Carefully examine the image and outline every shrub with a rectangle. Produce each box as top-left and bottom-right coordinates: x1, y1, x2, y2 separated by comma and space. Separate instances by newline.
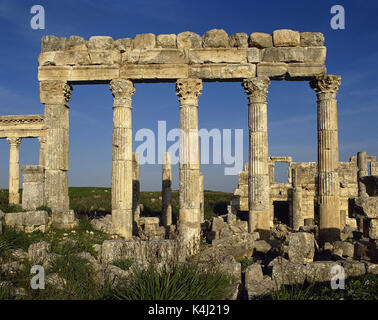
115, 262, 231, 300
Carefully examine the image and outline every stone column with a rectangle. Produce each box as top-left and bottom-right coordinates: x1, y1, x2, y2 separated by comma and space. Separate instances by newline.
310, 74, 341, 243
38, 136, 47, 167
242, 77, 271, 239
110, 79, 135, 239
292, 187, 303, 230
357, 151, 368, 197
40, 81, 71, 215
162, 152, 172, 226
176, 78, 202, 255
7, 137, 21, 205
132, 152, 140, 226
199, 172, 204, 223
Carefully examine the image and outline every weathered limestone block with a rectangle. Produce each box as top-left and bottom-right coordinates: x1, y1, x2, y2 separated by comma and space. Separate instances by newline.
273, 29, 300, 47
101, 239, 180, 264
125, 48, 187, 64
366, 262, 378, 275
51, 210, 78, 229
121, 64, 188, 79
229, 33, 248, 48
305, 261, 342, 283
41, 35, 66, 52
88, 50, 120, 65
270, 257, 306, 287
188, 48, 247, 64
300, 32, 325, 47
114, 38, 133, 52
341, 260, 366, 278
189, 63, 256, 79
219, 256, 241, 283
137, 217, 165, 240
87, 36, 114, 50
194, 232, 259, 264
245, 263, 264, 282
38, 52, 57, 66
156, 34, 177, 48
288, 232, 315, 263
262, 47, 304, 63
5, 211, 49, 233
202, 29, 229, 48
287, 63, 326, 79
370, 219, 378, 239
65, 36, 87, 51
332, 241, 354, 258
253, 240, 272, 254
246, 277, 273, 299
91, 214, 114, 234
132, 33, 156, 49
303, 47, 327, 63
249, 32, 273, 48
361, 175, 378, 197
354, 194, 378, 219
246, 48, 260, 63
21, 165, 44, 211
28, 241, 51, 264
257, 62, 287, 78
177, 31, 202, 49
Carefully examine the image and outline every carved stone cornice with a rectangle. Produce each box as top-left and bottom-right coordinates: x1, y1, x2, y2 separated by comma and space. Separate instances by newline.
7, 137, 22, 146
40, 80, 72, 104
310, 75, 341, 95
242, 77, 270, 102
110, 79, 135, 107
176, 78, 202, 105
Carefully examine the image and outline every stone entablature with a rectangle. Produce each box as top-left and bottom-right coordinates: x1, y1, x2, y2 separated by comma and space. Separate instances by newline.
38, 29, 326, 82
0, 115, 45, 138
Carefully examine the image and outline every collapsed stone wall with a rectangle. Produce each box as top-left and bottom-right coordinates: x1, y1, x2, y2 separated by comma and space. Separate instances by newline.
231, 153, 377, 229
38, 29, 326, 82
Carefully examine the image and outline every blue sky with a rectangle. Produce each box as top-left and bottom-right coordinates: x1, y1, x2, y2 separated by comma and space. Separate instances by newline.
0, 0, 377, 192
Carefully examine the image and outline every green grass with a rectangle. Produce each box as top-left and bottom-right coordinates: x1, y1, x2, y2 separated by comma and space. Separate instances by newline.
237, 257, 254, 271
112, 258, 134, 271
115, 262, 231, 300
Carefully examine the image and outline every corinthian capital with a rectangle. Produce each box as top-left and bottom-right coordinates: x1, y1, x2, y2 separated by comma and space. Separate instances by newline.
40, 80, 72, 104
7, 137, 22, 146
176, 78, 202, 104
242, 77, 270, 100
310, 75, 341, 94
110, 79, 135, 106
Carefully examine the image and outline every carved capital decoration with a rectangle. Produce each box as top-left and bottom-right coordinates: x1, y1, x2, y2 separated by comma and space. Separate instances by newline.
7, 137, 22, 147
242, 77, 270, 101
310, 74, 341, 94
176, 78, 202, 104
110, 79, 135, 107
40, 80, 73, 104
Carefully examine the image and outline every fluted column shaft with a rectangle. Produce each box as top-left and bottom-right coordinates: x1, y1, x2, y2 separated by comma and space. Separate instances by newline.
176, 78, 202, 254
357, 151, 368, 197
110, 79, 135, 239
40, 80, 71, 213
7, 137, 21, 205
38, 136, 47, 168
242, 77, 271, 238
162, 152, 172, 226
310, 75, 341, 242
132, 152, 140, 226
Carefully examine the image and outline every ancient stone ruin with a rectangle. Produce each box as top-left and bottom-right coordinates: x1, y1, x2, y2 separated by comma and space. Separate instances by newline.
0, 29, 377, 299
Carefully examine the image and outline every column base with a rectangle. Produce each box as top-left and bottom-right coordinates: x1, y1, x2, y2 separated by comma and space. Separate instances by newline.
112, 208, 133, 240
319, 199, 341, 243
249, 209, 271, 238
177, 218, 200, 258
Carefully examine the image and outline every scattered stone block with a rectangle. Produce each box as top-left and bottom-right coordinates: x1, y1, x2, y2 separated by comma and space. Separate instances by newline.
332, 241, 355, 259
288, 232, 315, 264
88, 36, 114, 50
369, 219, 378, 239
246, 277, 273, 299
270, 257, 306, 287
245, 263, 264, 282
